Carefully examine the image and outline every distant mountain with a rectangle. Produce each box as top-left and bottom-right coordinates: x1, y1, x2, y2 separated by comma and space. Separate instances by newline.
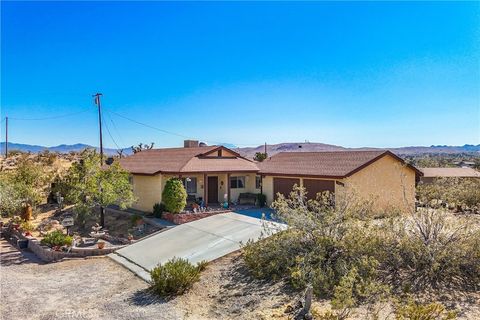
0, 142, 127, 155
234, 142, 480, 159
1, 141, 478, 158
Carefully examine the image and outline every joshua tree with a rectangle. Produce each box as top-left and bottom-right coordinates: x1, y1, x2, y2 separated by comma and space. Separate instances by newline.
131, 142, 154, 154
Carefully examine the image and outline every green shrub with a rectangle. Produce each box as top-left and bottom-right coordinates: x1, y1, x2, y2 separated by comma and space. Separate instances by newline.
130, 214, 143, 225
41, 230, 73, 247
162, 178, 187, 214
256, 193, 267, 207
74, 204, 92, 228
153, 202, 166, 218
150, 257, 206, 297
20, 221, 35, 232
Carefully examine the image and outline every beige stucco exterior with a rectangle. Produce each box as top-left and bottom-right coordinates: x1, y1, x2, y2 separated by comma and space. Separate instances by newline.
130, 154, 416, 214
131, 174, 162, 212
340, 154, 416, 213
131, 172, 261, 212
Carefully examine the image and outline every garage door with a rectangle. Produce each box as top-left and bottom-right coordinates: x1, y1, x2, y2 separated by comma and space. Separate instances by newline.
273, 178, 300, 200
303, 179, 335, 200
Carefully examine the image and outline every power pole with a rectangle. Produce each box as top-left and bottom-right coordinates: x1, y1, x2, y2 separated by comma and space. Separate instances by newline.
93, 93, 104, 164
93, 93, 105, 227
5, 116, 8, 158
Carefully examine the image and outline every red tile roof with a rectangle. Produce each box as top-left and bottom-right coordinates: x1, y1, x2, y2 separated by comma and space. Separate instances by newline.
119, 146, 258, 175
258, 150, 420, 178
120, 146, 420, 178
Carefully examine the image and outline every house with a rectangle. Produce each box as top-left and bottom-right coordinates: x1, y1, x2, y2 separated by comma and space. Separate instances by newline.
119, 140, 421, 213
419, 167, 480, 183
452, 160, 476, 168
258, 150, 421, 212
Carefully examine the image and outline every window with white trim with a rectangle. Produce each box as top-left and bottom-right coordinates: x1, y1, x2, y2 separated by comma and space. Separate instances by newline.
182, 177, 197, 194
230, 176, 245, 189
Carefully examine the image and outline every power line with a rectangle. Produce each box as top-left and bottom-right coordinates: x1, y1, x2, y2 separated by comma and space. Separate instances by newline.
8, 109, 89, 121
105, 109, 192, 140
104, 110, 126, 147
104, 108, 261, 146
102, 113, 122, 151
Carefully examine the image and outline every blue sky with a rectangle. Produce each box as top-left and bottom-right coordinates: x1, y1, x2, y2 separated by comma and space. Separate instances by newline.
1, 1, 479, 149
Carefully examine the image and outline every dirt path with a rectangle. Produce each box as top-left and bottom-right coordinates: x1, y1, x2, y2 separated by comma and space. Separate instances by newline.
0, 239, 184, 320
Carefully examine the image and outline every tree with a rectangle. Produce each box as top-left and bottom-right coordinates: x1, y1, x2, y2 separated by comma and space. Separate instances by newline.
57, 149, 136, 226
131, 142, 154, 154
0, 157, 51, 216
162, 178, 187, 213
254, 152, 268, 162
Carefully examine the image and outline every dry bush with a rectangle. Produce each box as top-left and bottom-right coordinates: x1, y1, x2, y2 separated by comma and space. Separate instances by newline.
243, 186, 479, 314
417, 178, 480, 212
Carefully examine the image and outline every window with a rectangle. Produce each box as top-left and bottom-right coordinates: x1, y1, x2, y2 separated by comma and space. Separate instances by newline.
230, 176, 245, 189
182, 177, 197, 194
255, 176, 262, 189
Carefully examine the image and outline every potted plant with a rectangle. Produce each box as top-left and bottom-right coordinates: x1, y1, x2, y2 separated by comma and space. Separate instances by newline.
97, 241, 105, 249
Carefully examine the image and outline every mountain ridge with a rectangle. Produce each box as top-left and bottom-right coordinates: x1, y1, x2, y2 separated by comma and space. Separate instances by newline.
1, 141, 479, 157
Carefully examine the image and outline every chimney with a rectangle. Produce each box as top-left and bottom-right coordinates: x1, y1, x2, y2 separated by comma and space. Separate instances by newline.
184, 140, 199, 148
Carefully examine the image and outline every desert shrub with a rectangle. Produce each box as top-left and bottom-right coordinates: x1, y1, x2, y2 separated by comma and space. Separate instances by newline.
394, 298, 456, 320
41, 230, 73, 247
20, 221, 35, 232
379, 209, 480, 291
243, 185, 480, 312
417, 178, 480, 212
244, 186, 388, 309
162, 178, 187, 214
150, 257, 206, 297
153, 202, 166, 218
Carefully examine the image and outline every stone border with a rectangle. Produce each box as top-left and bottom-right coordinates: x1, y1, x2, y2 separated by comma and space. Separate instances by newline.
2, 227, 126, 263
162, 209, 231, 224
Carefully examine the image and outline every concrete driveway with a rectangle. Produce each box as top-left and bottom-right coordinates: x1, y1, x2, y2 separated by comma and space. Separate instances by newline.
109, 212, 284, 281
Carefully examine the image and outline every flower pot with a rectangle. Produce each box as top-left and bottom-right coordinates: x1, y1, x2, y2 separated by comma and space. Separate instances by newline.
97, 242, 105, 249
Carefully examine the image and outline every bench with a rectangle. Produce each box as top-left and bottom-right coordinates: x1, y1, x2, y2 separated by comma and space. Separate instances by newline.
238, 193, 257, 205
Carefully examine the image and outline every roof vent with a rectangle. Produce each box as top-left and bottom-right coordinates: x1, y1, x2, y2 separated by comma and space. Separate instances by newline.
184, 140, 199, 148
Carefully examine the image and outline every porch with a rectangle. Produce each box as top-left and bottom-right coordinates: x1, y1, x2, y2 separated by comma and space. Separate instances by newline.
163, 172, 262, 207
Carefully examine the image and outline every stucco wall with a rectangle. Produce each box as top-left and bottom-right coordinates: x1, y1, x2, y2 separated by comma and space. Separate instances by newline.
342, 154, 416, 213
132, 174, 162, 212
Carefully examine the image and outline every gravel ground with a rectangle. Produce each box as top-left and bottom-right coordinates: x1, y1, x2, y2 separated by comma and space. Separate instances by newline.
0, 239, 184, 320
2, 238, 479, 320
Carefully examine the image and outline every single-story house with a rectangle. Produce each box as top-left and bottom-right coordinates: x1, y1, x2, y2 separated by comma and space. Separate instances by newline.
119, 140, 421, 213
419, 167, 480, 183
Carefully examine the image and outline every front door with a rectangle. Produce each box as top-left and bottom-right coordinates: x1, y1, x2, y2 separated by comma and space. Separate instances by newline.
207, 176, 219, 204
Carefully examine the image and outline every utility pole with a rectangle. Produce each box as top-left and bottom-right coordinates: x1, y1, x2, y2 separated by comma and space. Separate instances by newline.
5, 116, 8, 158
93, 93, 105, 227
93, 93, 104, 164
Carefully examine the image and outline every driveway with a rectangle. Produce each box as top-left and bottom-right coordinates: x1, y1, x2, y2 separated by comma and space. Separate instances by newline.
110, 212, 284, 281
